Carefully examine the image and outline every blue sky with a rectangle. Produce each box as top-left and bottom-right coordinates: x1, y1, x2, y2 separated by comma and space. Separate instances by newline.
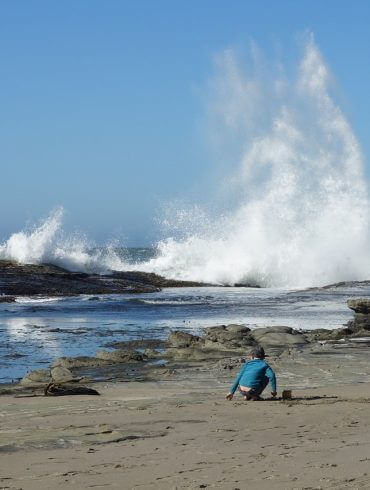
1, 1, 370, 245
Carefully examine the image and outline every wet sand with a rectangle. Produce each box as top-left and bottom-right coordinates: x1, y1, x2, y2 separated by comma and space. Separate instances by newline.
1, 368, 370, 490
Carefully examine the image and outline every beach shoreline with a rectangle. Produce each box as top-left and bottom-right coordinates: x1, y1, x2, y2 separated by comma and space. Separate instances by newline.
1, 373, 370, 490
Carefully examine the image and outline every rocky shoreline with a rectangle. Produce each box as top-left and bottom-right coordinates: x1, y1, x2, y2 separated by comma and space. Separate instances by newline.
3, 298, 370, 396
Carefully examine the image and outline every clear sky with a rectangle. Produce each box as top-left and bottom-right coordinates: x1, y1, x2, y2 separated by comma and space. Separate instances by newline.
1, 0, 370, 245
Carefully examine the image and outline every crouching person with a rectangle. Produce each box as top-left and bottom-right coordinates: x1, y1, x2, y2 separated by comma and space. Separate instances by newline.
226, 346, 277, 401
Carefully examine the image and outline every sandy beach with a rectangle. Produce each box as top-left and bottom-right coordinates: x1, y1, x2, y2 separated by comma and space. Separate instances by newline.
1, 361, 370, 490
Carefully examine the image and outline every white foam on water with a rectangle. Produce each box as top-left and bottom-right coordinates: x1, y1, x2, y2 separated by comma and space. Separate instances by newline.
0, 207, 130, 273
0, 36, 369, 287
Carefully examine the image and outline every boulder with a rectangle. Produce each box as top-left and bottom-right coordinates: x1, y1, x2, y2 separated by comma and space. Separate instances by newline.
347, 299, 370, 314
252, 327, 308, 346
51, 366, 76, 383
203, 325, 255, 351
20, 369, 52, 385
168, 331, 202, 348
95, 349, 145, 363
224, 324, 251, 334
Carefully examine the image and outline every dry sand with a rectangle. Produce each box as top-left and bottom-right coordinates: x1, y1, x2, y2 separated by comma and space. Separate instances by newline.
1, 374, 370, 490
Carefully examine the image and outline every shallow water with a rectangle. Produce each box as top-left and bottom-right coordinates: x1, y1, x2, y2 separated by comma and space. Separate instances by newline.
1, 284, 370, 383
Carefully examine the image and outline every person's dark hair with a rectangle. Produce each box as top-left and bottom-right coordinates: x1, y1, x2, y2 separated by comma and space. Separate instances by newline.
250, 346, 265, 359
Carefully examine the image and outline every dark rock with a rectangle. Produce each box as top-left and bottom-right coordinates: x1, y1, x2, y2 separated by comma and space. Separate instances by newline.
44, 383, 100, 396
0, 260, 208, 297
0, 295, 16, 303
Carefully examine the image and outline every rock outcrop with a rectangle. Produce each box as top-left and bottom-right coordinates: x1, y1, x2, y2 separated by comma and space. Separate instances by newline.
52, 356, 112, 369
347, 299, 370, 333
0, 260, 208, 297
304, 300, 370, 343
96, 349, 146, 363
0, 295, 16, 303
165, 324, 308, 360
251, 326, 308, 346
20, 366, 77, 386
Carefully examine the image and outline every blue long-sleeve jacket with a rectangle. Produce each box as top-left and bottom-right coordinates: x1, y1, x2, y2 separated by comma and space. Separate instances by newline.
230, 358, 277, 394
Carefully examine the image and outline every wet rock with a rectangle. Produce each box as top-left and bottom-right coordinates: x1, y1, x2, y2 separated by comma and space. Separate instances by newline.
168, 331, 202, 348
44, 383, 100, 396
20, 369, 52, 386
96, 349, 146, 363
0, 295, 16, 303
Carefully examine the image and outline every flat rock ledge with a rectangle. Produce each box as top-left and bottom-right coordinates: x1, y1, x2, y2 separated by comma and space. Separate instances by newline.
0, 260, 208, 297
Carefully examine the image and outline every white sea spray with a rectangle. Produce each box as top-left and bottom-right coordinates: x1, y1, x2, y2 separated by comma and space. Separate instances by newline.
0, 36, 369, 287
